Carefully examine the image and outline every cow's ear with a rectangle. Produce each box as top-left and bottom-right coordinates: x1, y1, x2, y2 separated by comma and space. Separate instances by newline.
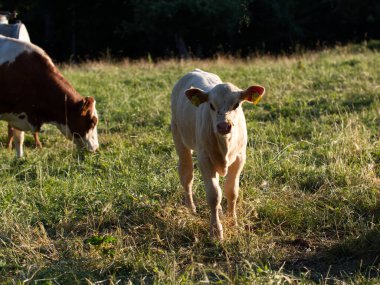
240, 85, 265, 105
185, 88, 209, 107
81, 96, 96, 116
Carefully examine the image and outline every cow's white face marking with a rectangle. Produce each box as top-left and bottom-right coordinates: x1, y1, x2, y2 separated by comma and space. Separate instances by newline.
0, 112, 35, 131
83, 127, 99, 152
83, 107, 99, 152
0, 36, 34, 65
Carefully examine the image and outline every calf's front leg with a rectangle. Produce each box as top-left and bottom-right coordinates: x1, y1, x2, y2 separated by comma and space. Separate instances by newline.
172, 122, 196, 213
198, 153, 223, 240
224, 154, 246, 225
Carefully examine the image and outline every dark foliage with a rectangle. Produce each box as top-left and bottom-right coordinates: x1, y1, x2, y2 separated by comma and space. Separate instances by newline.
0, 0, 379, 61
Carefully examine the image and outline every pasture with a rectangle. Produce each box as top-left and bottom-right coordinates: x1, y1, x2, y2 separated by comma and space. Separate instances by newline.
1, 45, 380, 284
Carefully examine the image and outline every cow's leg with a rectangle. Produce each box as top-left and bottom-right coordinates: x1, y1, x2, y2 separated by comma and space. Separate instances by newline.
172, 122, 196, 213
13, 129, 25, 158
34, 132, 42, 148
7, 124, 14, 149
198, 152, 223, 240
224, 153, 246, 225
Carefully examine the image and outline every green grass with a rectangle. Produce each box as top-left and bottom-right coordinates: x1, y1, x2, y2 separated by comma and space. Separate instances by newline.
1, 45, 380, 284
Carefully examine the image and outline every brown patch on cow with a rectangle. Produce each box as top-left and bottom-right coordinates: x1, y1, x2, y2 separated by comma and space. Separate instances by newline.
0, 47, 96, 137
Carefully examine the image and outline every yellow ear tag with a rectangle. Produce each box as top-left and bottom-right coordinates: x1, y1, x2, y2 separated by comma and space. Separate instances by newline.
251, 92, 263, 105
191, 96, 201, 107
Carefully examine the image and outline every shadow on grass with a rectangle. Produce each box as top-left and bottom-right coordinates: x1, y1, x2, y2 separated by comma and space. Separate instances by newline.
281, 227, 380, 282
0, 201, 226, 283
280, 177, 380, 281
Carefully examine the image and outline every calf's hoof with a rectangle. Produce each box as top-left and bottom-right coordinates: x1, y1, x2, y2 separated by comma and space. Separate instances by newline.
210, 225, 224, 241
189, 205, 197, 214
184, 198, 196, 214
184, 202, 196, 214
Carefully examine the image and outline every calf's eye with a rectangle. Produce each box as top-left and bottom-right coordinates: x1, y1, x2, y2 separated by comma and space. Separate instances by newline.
210, 103, 215, 111
232, 102, 240, 110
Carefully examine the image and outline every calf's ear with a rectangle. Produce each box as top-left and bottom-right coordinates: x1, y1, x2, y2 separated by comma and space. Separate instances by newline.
185, 88, 209, 107
240, 85, 265, 104
81, 96, 96, 116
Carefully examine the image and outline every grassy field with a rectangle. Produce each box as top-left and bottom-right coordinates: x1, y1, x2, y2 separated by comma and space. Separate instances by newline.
1, 45, 380, 284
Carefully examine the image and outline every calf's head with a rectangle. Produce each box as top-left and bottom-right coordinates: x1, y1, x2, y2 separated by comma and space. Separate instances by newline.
60, 96, 99, 152
185, 83, 265, 136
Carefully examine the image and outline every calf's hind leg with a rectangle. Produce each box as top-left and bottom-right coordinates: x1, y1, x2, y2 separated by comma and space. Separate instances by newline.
172, 122, 196, 213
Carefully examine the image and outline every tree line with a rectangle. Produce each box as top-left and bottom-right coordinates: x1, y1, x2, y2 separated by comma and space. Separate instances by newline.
1, 0, 379, 61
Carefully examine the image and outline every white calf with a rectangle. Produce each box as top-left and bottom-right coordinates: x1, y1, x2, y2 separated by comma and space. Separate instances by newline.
171, 69, 265, 240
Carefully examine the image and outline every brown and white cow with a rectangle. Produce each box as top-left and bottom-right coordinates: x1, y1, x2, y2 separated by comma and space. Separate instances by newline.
171, 69, 265, 240
0, 35, 99, 157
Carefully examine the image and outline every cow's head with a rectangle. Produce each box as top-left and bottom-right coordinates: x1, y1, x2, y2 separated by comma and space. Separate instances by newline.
185, 83, 265, 136
76, 96, 99, 152
60, 96, 99, 152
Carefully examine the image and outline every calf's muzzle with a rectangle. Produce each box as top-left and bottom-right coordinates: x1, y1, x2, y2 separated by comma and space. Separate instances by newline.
217, 122, 232, 135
